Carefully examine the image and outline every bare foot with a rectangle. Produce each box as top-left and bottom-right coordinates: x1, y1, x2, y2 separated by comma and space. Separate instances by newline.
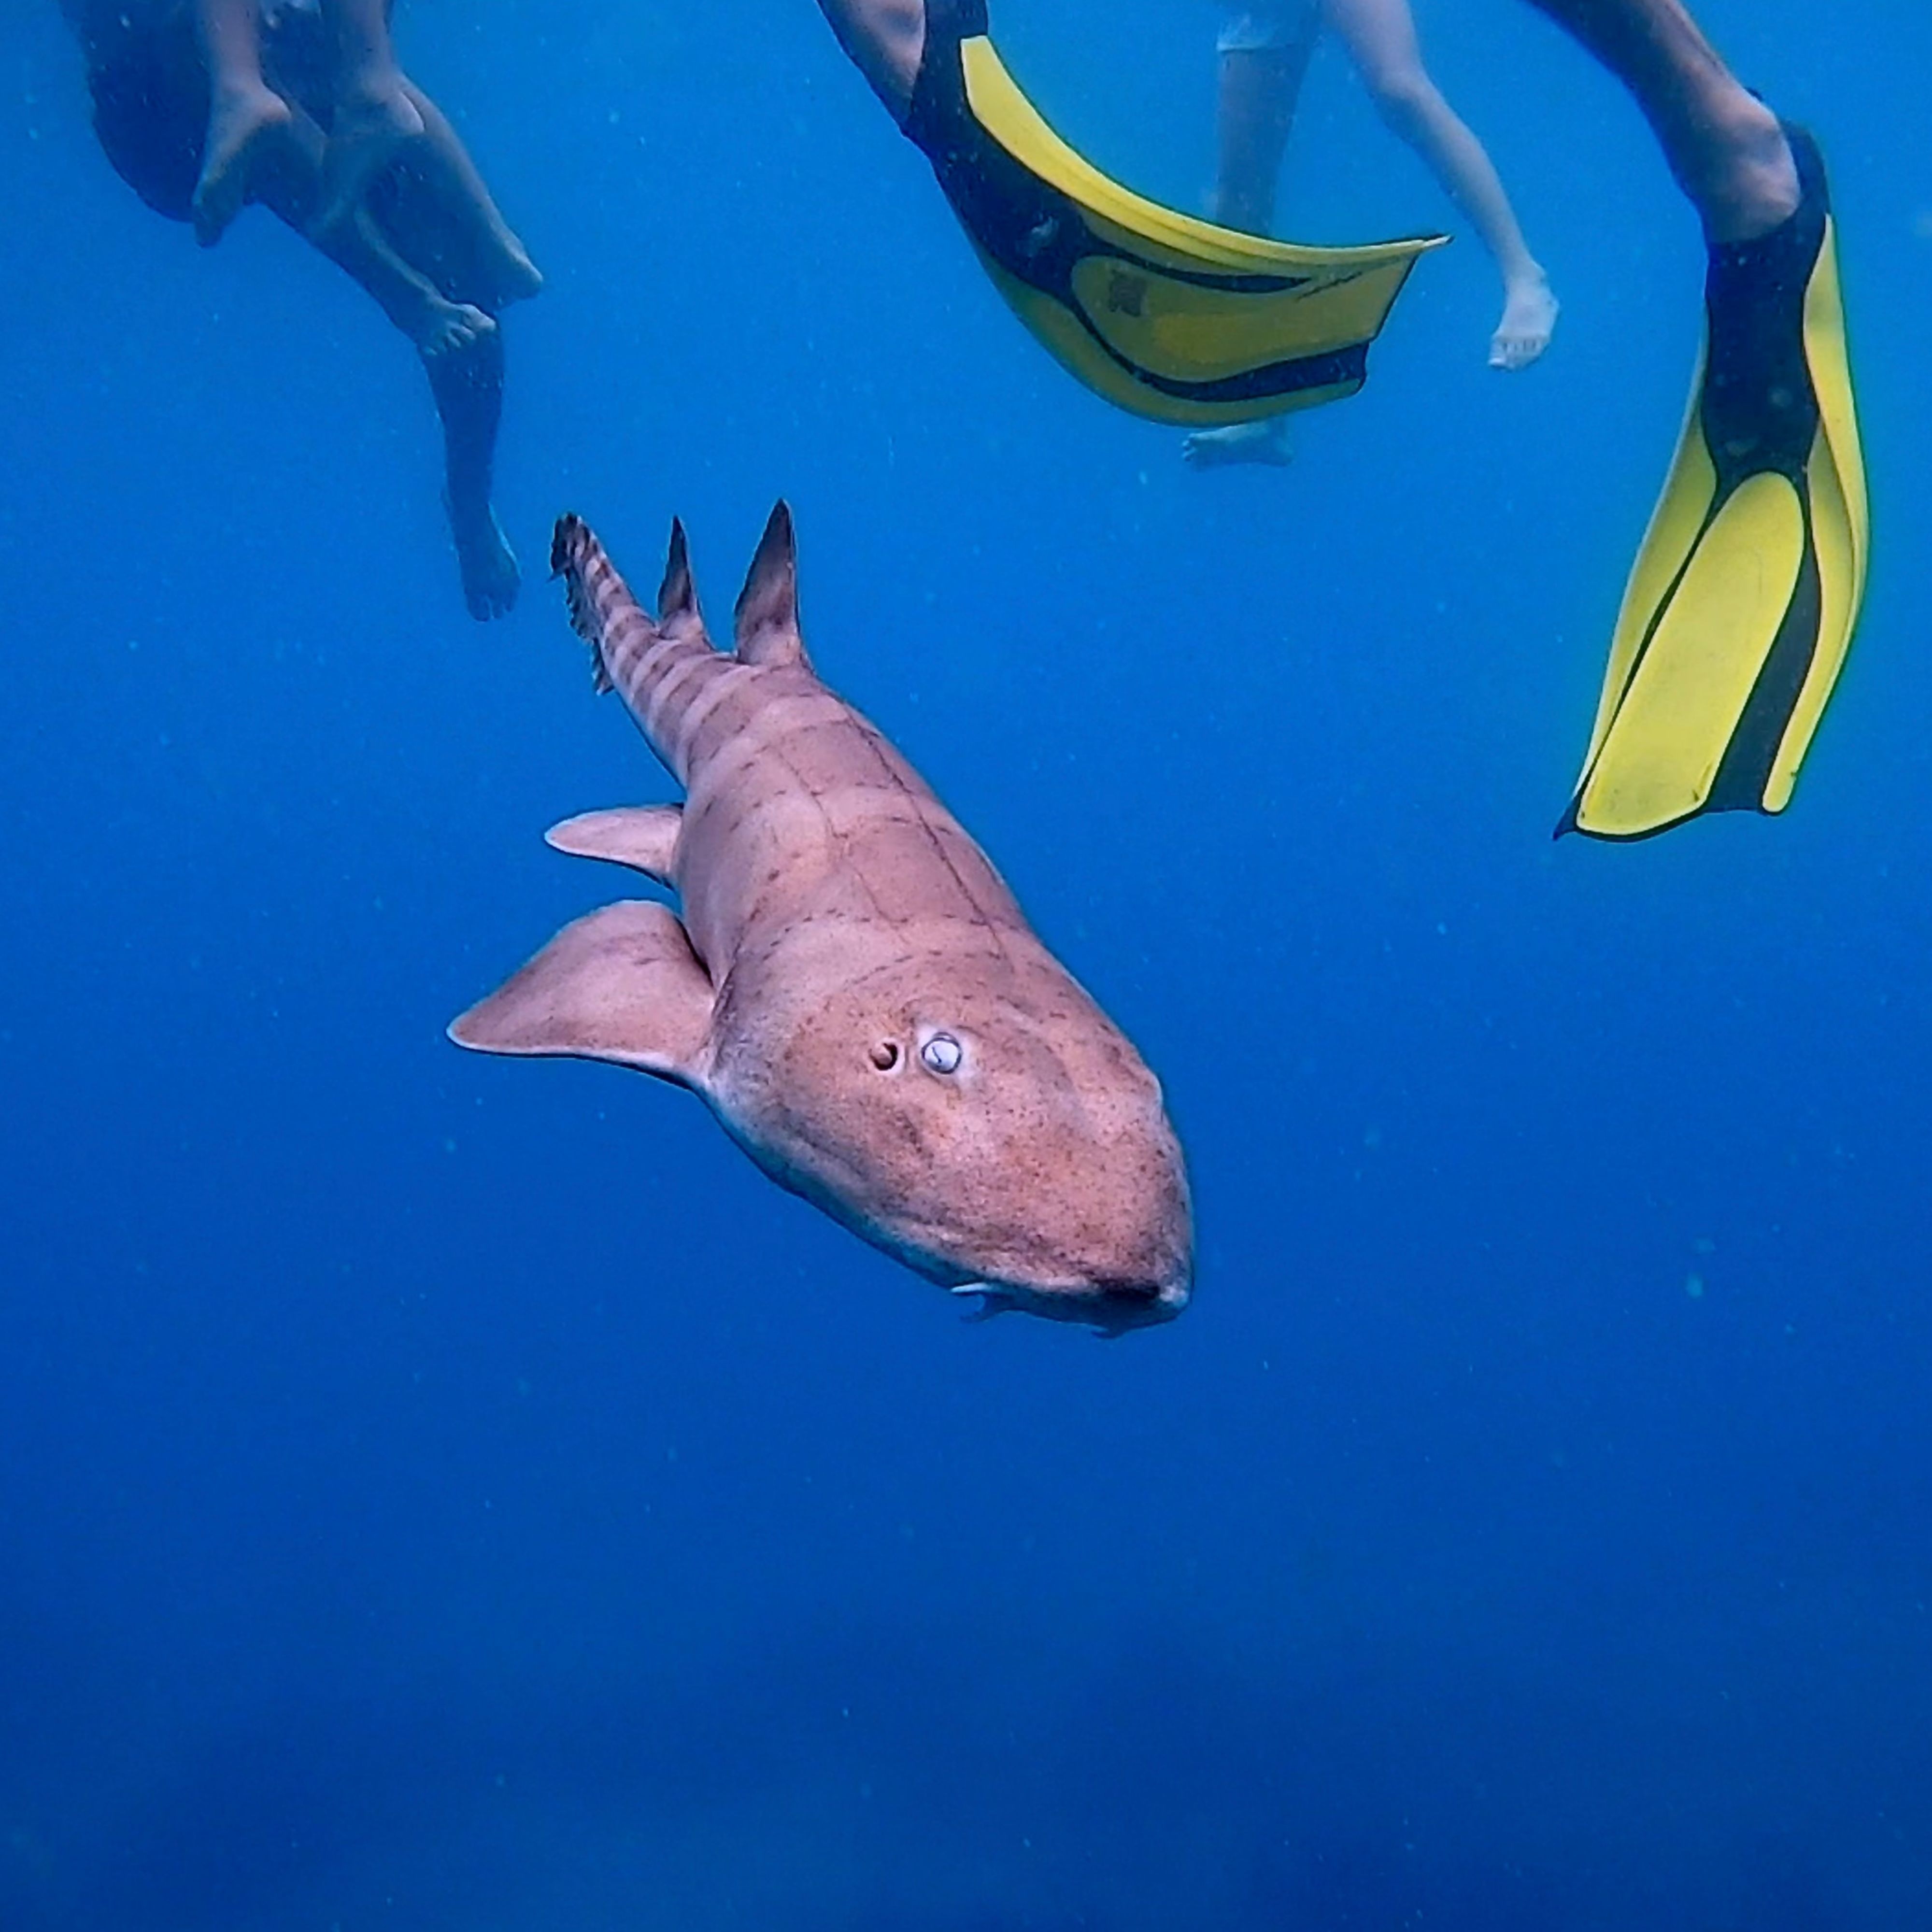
316, 82, 425, 234
413, 298, 495, 359
192, 83, 294, 246
1488, 270, 1559, 371
1182, 419, 1294, 470
447, 493, 520, 622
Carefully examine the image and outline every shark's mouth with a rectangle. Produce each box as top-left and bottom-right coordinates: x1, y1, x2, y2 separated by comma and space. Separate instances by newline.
951, 1277, 1189, 1335
887, 1223, 1189, 1323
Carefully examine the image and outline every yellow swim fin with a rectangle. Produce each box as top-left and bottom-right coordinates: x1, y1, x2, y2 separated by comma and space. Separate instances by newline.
1561, 126, 1868, 840
902, 0, 1444, 427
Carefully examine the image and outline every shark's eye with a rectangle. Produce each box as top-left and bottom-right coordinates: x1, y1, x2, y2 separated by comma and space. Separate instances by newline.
920, 1033, 964, 1076
869, 1041, 901, 1072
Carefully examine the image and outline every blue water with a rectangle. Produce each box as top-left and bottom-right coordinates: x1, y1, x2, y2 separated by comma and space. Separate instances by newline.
4, 1, 1932, 1925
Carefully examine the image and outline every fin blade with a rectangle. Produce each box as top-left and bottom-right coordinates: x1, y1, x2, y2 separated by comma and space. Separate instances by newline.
1766, 213, 1868, 812
733, 501, 808, 669
940, 35, 1439, 427
1572, 473, 1804, 838
1575, 353, 1718, 792
545, 806, 682, 884
1563, 131, 1864, 839
449, 900, 713, 1086
1767, 420, 1854, 816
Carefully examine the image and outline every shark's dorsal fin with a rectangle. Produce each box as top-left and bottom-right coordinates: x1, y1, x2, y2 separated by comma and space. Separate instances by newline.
733, 501, 809, 670
658, 519, 708, 644
449, 900, 713, 1089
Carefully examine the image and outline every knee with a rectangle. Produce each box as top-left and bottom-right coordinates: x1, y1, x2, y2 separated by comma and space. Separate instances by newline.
1363, 68, 1436, 137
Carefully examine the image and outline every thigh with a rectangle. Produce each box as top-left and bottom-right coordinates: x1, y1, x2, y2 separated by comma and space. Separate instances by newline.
1321, 0, 1429, 90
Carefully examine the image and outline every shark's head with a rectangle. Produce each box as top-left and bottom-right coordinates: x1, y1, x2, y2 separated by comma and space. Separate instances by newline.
719, 957, 1193, 1333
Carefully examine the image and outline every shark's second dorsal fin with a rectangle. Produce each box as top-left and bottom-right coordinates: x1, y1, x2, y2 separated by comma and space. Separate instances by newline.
733, 501, 808, 670
658, 519, 708, 644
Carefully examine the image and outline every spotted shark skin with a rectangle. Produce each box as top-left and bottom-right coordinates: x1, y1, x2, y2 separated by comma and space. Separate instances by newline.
450, 506, 1192, 1332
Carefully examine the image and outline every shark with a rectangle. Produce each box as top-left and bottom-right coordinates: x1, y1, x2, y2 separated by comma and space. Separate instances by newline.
450, 507, 1193, 1332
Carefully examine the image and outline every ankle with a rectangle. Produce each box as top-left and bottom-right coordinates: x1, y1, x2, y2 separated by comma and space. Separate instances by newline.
1688, 96, 1798, 244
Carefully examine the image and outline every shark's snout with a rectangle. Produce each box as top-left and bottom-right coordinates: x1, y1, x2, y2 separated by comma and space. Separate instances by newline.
903, 1127, 1194, 1333
1080, 1274, 1192, 1334
1096, 1275, 1192, 1318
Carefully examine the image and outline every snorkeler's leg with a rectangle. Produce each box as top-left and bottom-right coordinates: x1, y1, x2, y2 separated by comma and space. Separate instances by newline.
1533, 0, 1866, 838
1516, 0, 1794, 241
1182, 29, 1317, 470
1210, 34, 1316, 234
277, 118, 514, 621
425, 328, 520, 622
328, 211, 498, 355
815, 0, 925, 124
1325, 0, 1556, 368
395, 83, 543, 309
190, 0, 294, 244
314, 0, 424, 234
257, 107, 496, 355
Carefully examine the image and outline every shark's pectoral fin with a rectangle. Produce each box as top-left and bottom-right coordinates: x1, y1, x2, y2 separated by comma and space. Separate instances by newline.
449, 900, 713, 1087
732, 501, 809, 670
545, 805, 682, 883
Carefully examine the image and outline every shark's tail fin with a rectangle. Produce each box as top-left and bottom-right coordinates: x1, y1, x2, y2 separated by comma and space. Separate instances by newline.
550, 513, 622, 696
553, 514, 618, 696
548, 515, 729, 788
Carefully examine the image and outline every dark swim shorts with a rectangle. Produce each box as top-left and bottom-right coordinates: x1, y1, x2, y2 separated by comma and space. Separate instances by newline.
74, 0, 346, 224
73, 0, 208, 223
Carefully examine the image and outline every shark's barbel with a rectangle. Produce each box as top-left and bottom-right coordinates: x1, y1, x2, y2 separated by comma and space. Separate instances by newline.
451, 507, 1193, 1332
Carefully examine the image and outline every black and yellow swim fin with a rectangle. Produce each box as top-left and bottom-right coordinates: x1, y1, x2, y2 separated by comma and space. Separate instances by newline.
902, 0, 1444, 428
1561, 126, 1867, 840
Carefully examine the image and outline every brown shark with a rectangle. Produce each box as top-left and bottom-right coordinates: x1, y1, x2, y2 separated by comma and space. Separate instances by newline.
450, 507, 1192, 1332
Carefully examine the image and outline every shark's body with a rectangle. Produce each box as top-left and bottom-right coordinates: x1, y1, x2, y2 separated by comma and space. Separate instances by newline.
452, 508, 1192, 1331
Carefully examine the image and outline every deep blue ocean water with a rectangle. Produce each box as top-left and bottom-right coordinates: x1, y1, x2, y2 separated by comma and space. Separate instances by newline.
3, 1, 1931, 1926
